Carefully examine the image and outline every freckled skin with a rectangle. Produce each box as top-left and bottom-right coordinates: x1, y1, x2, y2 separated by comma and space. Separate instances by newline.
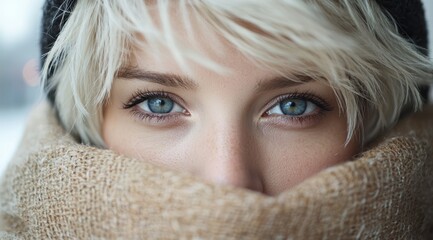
102, 9, 360, 196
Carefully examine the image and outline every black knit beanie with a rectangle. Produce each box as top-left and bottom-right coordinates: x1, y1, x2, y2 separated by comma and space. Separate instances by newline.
40, 0, 430, 103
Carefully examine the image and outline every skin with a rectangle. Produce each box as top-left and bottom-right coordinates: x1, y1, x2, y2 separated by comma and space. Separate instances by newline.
102, 11, 360, 196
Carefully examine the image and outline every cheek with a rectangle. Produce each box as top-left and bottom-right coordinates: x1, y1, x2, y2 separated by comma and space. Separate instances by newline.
102, 105, 192, 171
102, 106, 132, 155
261, 121, 359, 194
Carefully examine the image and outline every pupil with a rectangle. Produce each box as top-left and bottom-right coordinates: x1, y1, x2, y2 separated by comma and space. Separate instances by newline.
280, 99, 307, 116
148, 97, 174, 113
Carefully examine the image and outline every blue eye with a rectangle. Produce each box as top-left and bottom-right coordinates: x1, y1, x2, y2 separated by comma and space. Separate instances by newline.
137, 96, 184, 114
280, 99, 307, 116
267, 98, 317, 116
147, 97, 174, 113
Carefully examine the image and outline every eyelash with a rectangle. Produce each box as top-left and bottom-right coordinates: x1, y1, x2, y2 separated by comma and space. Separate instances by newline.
122, 90, 332, 125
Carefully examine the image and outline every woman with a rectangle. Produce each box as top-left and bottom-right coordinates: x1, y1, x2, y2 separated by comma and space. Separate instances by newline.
1, 0, 433, 238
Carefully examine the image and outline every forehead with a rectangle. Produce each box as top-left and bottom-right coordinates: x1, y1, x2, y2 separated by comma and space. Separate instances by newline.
129, 3, 265, 76
131, 40, 279, 90
120, 0, 352, 88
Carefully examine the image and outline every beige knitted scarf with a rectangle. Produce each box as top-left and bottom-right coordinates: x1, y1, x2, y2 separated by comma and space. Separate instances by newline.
1, 102, 432, 239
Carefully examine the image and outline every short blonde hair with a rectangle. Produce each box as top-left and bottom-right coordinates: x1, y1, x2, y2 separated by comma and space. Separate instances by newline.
41, 0, 433, 148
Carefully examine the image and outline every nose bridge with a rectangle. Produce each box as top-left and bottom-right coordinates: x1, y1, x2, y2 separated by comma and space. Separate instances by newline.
200, 120, 263, 192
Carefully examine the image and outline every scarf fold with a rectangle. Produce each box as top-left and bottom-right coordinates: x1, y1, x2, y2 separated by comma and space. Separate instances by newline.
1, 101, 432, 239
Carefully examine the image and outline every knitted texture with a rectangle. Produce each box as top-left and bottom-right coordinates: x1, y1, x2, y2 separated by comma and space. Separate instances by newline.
0, 102, 432, 239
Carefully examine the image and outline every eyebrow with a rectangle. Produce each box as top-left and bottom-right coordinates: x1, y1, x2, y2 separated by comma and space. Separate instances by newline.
117, 68, 198, 90
255, 75, 311, 92
117, 67, 311, 92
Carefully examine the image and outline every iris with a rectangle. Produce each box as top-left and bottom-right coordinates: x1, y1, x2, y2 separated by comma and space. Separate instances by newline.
280, 99, 307, 116
148, 97, 174, 113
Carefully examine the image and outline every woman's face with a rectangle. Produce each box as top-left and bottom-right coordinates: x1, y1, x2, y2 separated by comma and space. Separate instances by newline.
102, 13, 360, 196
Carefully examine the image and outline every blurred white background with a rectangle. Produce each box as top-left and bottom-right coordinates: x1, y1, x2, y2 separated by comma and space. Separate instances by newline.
0, 0, 45, 175
0, 0, 432, 176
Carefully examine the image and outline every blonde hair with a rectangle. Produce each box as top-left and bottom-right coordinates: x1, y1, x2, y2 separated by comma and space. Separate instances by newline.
41, 0, 433, 148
